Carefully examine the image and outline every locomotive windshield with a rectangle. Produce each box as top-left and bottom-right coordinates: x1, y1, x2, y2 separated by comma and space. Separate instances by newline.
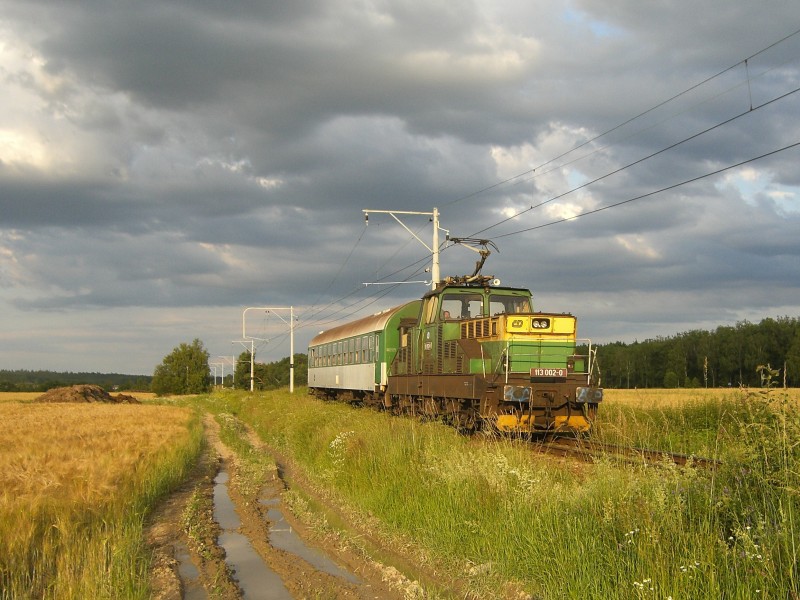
440, 293, 483, 320
489, 293, 531, 316
438, 290, 532, 320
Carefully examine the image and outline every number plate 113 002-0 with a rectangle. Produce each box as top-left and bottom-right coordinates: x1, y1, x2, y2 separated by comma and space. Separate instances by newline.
530, 368, 568, 378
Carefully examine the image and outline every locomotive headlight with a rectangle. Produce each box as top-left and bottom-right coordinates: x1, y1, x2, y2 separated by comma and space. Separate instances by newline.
567, 359, 575, 372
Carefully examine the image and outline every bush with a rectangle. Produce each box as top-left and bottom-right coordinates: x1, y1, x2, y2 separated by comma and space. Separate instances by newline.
663, 370, 680, 388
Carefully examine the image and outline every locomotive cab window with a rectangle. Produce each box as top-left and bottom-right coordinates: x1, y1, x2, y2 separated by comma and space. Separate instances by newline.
490, 294, 532, 316
424, 297, 438, 324
441, 293, 484, 320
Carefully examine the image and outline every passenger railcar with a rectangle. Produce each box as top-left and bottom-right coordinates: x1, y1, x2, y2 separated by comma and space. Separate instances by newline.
308, 276, 603, 433
307, 302, 421, 400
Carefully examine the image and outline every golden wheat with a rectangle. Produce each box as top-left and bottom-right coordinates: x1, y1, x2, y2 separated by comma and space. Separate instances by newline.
604, 386, 800, 408
0, 402, 199, 599
0, 403, 191, 504
0, 391, 41, 403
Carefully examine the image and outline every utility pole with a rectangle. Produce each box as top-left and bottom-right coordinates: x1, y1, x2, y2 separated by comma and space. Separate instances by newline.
217, 355, 235, 388
233, 339, 255, 391
363, 207, 442, 290
210, 362, 225, 387
242, 306, 295, 393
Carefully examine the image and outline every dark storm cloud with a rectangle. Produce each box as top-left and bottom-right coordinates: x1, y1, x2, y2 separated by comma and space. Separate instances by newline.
1, 0, 800, 373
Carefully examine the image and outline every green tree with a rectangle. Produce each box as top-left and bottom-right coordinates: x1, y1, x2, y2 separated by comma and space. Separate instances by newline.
787, 329, 800, 387
234, 350, 255, 390
663, 370, 680, 388
233, 350, 309, 390
152, 339, 211, 396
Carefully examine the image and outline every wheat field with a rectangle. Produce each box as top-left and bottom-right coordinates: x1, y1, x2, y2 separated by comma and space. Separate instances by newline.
0, 401, 201, 599
604, 386, 800, 408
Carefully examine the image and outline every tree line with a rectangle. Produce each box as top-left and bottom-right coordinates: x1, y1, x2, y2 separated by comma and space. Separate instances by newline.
595, 316, 800, 388
0, 369, 152, 392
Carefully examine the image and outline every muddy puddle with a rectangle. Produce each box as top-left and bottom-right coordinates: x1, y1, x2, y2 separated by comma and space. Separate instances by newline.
175, 540, 207, 600
213, 470, 293, 599
211, 466, 362, 598
261, 500, 360, 585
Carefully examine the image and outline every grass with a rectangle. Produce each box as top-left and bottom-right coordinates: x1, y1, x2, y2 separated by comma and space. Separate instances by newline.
0, 402, 203, 599
596, 387, 800, 456
214, 411, 276, 500
189, 386, 799, 599
6, 386, 791, 598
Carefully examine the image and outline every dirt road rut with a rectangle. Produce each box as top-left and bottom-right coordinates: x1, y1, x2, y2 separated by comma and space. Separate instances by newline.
147, 415, 418, 599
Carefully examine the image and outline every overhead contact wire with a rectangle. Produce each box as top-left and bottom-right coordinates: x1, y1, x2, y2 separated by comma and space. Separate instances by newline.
445, 27, 800, 217
494, 139, 800, 238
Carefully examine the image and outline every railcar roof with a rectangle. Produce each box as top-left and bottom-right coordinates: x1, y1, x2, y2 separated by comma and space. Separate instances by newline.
309, 301, 419, 346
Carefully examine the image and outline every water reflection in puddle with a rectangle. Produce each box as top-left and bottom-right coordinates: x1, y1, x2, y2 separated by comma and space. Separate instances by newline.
175, 540, 207, 600
261, 501, 360, 584
214, 470, 292, 599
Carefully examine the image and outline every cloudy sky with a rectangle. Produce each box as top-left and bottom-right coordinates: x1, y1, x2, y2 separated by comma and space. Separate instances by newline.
1, 1, 799, 375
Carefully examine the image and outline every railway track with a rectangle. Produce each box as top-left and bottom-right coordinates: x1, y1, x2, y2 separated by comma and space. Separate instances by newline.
536, 436, 721, 470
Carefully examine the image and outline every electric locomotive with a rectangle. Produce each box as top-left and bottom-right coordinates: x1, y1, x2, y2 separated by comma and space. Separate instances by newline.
308, 273, 603, 433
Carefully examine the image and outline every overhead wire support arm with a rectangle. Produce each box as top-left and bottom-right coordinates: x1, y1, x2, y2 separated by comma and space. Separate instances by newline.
363, 207, 445, 290
362, 280, 430, 286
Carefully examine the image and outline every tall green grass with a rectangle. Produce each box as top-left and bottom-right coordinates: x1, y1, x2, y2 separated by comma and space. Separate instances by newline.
195, 388, 798, 599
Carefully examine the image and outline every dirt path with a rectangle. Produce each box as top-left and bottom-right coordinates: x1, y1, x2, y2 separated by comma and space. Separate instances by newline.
146, 414, 418, 599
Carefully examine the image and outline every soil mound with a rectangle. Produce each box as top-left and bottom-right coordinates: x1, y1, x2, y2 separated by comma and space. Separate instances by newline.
34, 384, 140, 404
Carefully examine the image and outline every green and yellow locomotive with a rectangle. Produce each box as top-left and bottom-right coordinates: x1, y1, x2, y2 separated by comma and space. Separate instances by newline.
308, 272, 603, 433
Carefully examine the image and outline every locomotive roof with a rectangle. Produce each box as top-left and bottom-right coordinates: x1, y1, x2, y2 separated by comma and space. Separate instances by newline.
422, 281, 532, 299
309, 300, 420, 346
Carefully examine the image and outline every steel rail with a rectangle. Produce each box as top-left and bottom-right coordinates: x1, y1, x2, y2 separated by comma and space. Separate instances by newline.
535, 436, 721, 470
